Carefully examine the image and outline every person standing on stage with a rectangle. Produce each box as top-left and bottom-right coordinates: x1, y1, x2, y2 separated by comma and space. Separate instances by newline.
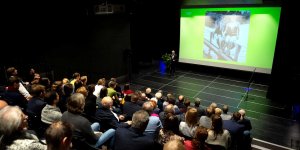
170, 50, 178, 76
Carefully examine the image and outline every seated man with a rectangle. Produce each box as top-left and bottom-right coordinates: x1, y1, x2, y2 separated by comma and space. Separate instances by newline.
114, 110, 156, 150
95, 96, 131, 131
0, 106, 46, 149
45, 121, 73, 150
61, 93, 115, 149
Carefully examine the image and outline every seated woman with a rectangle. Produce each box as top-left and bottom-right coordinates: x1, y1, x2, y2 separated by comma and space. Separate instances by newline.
205, 115, 231, 149
179, 108, 198, 139
61, 93, 115, 149
157, 113, 184, 146
0, 106, 46, 149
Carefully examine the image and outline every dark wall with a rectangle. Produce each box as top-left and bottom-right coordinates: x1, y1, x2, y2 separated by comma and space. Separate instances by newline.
1, 0, 131, 84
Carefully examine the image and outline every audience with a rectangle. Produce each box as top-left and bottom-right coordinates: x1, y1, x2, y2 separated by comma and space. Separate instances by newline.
45, 121, 73, 150
142, 101, 162, 137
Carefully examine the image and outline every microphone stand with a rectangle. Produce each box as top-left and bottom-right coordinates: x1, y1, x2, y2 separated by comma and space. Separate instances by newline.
243, 68, 256, 101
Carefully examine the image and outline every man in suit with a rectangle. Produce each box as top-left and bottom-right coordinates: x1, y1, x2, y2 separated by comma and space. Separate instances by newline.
170, 50, 178, 76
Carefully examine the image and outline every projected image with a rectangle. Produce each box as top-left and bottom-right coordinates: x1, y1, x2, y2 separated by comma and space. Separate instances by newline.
203, 11, 250, 62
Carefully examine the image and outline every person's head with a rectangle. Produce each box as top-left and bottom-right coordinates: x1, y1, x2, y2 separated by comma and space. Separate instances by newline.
99, 87, 108, 99
145, 88, 151, 94
238, 109, 246, 119
97, 78, 105, 86
0, 100, 8, 109
163, 139, 184, 150
45, 121, 73, 150
163, 113, 179, 133
30, 84, 46, 98
6, 67, 17, 76
131, 110, 149, 132
80, 76, 87, 85
75, 86, 88, 97
7, 76, 20, 89
0, 106, 28, 136
192, 126, 208, 149
67, 93, 85, 114
164, 104, 175, 114
194, 98, 201, 107
184, 99, 190, 107
44, 91, 59, 106
142, 101, 154, 115
62, 78, 69, 85
214, 108, 222, 117
185, 107, 198, 127
101, 96, 113, 109
72, 72, 80, 80
63, 84, 73, 96
131, 93, 139, 103
171, 50, 175, 55
178, 95, 184, 102
123, 83, 130, 91
155, 92, 162, 100
108, 81, 116, 88
210, 102, 217, 111
232, 112, 241, 121
222, 105, 229, 114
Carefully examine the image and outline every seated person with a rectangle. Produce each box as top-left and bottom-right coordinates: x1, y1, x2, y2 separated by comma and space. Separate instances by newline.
45, 121, 73, 150
114, 110, 156, 150
0, 106, 46, 149
61, 93, 115, 149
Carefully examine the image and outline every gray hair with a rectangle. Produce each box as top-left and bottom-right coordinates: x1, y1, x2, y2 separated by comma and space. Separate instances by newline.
0, 106, 23, 136
67, 93, 85, 114
131, 110, 149, 129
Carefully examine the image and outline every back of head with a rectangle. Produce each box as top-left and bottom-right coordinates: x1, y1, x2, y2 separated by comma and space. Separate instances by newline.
142, 101, 154, 114
210, 102, 217, 110
30, 84, 46, 98
101, 96, 113, 109
67, 93, 85, 114
131, 93, 139, 103
212, 115, 223, 134
45, 121, 73, 150
155, 92, 162, 99
131, 110, 149, 131
222, 105, 229, 114
0, 106, 24, 136
214, 108, 222, 116
44, 91, 59, 105
145, 88, 151, 94
163, 139, 184, 150
164, 104, 175, 114
163, 113, 179, 132
185, 108, 198, 127
6, 67, 17, 76
0, 100, 8, 109
232, 112, 241, 121
194, 98, 201, 107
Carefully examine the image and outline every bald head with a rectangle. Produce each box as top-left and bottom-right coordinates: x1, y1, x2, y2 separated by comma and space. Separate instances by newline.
163, 139, 184, 150
239, 109, 246, 117
164, 104, 175, 114
101, 96, 113, 108
0, 100, 8, 109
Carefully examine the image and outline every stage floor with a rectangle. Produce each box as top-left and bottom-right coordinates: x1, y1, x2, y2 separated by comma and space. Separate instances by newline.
128, 68, 300, 149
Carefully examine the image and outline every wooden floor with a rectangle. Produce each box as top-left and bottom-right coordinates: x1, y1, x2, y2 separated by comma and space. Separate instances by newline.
128, 66, 300, 150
